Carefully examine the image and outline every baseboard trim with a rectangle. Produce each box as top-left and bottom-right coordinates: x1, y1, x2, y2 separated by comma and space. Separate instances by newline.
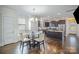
0, 39, 20, 47
0, 41, 20, 47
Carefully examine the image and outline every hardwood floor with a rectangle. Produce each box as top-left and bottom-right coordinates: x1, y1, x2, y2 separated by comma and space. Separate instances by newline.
0, 38, 62, 54
0, 42, 45, 54
0, 34, 79, 54
64, 34, 79, 54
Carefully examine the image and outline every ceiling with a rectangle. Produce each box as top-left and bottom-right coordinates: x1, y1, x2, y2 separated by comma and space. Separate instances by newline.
2, 5, 78, 18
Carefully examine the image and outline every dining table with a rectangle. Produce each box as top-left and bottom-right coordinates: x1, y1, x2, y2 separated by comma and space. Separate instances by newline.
27, 31, 42, 49
21, 31, 44, 53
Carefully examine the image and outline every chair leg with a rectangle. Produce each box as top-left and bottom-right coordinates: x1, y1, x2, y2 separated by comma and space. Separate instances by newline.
21, 42, 24, 54
43, 43, 45, 50
20, 41, 22, 48
33, 41, 37, 48
28, 41, 31, 49
38, 42, 40, 49
42, 41, 45, 50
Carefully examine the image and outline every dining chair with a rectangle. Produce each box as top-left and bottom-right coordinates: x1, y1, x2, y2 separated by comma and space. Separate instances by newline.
19, 33, 30, 53
34, 32, 45, 50
27, 32, 39, 49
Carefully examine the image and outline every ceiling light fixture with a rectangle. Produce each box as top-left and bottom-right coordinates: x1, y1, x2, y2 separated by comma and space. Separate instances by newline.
31, 8, 38, 22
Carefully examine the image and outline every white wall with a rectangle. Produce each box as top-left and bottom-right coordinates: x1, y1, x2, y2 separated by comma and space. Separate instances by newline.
0, 13, 2, 46
66, 18, 77, 36
77, 24, 79, 37
1, 7, 19, 46
25, 16, 29, 32
0, 6, 32, 46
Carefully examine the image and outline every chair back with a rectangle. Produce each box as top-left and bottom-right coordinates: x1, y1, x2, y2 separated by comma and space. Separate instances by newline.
19, 32, 28, 41
39, 33, 45, 41
35, 31, 44, 41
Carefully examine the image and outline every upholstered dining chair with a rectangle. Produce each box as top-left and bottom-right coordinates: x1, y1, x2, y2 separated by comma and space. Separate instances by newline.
19, 33, 30, 53
34, 31, 45, 50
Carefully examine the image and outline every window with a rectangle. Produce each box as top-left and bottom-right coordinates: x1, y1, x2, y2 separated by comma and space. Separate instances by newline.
18, 18, 26, 33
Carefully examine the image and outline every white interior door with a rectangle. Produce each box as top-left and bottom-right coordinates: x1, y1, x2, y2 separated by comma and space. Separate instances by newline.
3, 16, 16, 45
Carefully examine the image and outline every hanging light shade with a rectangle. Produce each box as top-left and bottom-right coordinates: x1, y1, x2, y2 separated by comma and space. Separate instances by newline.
31, 8, 38, 22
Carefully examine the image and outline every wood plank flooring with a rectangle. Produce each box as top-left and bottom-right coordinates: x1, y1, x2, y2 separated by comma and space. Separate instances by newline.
0, 34, 79, 54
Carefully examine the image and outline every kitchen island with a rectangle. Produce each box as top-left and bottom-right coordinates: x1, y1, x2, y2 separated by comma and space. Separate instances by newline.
44, 30, 64, 42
